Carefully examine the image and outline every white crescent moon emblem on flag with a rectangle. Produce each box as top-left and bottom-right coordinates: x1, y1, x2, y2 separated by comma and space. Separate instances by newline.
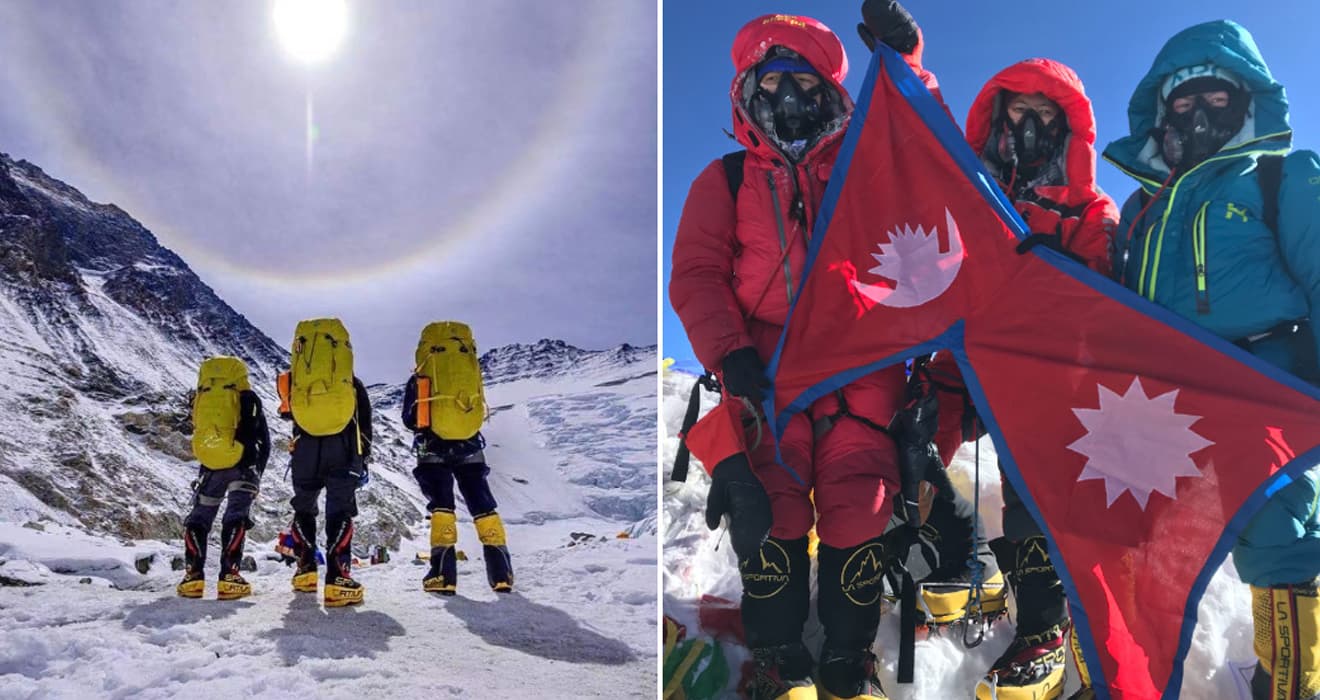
850, 208, 966, 308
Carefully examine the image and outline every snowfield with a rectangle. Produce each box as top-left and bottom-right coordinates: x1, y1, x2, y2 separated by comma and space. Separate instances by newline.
0, 358, 659, 698
661, 369, 1258, 699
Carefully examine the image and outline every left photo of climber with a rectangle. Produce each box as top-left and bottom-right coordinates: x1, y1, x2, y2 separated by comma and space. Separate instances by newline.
0, 1, 658, 695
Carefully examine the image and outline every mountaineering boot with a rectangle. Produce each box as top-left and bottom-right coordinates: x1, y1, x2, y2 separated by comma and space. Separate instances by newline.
915, 487, 1007, 627
748, 643, 817, 700
977, 536, 1070, 700
216, 520, 251, 600
290, 514, 319, 593
818, 648, 888, 700
817, 537, 889, 699
1065, 625, 1096, 700
423, 509, 458, 595
176, 524, 208, 598
324, 518, 364, 607
474, 512, 514, 592
741, 536, 814, 698
1250, 580, 1320, 700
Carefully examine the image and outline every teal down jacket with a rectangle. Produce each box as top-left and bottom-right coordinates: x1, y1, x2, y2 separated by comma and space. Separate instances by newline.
1104, 20, 1320, 587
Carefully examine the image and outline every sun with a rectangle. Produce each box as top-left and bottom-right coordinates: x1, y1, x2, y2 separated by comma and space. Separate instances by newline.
272, 0, 349, 64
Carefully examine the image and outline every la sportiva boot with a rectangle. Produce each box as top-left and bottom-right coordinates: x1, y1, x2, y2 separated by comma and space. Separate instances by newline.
977, 536, 1070, 700
324, 518, 364, 607
817, 537, 889, 699
423, 508, 458, 595
290, 514, 319, 593
748, 643, 817, 700
474, 511, 513, 592
176, 524, 208, 598
741, 536, 813, 698
818, 648, 888, 700
914, 491, 1008, 627
1250, 580, 1320, 700
216, 520, 252, 601
1065, 625, 1096, 700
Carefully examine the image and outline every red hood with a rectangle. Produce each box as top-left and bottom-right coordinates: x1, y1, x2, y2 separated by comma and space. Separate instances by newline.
728, 14, 853, 163
965, 59, 1099, 203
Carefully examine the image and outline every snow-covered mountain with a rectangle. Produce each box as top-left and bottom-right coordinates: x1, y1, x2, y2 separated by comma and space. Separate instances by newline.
0, 148, 657, 546
662, 369, 1258, 700
0, 152, 658, 696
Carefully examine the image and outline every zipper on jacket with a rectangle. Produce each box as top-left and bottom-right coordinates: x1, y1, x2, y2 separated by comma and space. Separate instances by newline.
1138, 222, 1156, 297
767, 171, 795, 306
1139, 146, 1289, 301
1192, 202, 1211, 314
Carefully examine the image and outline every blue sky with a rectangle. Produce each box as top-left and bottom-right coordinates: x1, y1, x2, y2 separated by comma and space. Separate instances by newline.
663, 0, 1320, 373
0, 1, 656, 382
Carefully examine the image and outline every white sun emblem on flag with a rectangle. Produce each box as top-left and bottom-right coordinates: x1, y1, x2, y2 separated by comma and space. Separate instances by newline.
850, 208, 965, 308
1067, 377, 1213, 509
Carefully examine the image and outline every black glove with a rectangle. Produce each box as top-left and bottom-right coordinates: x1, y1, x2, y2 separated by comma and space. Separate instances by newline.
705, 454, 773, 562
891, 387, 955, 530
720, 347, 771, 405
1015, 233, 1088, 266
857, 0, 920, 55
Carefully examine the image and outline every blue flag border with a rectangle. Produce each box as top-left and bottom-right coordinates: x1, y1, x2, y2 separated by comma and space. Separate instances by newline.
765, 42, 1320, 699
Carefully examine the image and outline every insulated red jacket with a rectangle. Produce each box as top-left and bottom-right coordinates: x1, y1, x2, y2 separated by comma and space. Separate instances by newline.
965, 58, 1117, 275
671, 14, 942, 369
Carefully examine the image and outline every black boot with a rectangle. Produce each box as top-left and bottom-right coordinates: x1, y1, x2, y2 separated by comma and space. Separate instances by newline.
748, 643, 816, 700
176, 524, 208, 598
741, 536, 813, 697
976, 536, 1069, 700
474, 512, 514, 592
216, 520, 251, 600
818, 537, 889, 699
904, 490, 1007, 626
290, 514, 319, 593
324, 517, 363, 607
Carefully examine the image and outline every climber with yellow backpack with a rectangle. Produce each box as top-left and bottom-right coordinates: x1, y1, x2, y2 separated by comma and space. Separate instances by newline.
179, 356, 270, 600
276, 318, 373, 607
402, 321, 513, 595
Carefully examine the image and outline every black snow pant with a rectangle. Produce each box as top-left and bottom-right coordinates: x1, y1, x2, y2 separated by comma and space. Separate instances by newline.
1000, 465, 1042, 542
413, 456, 497, 517
289, 432, 364, 522
288, 431, 365, 578
185, 466, 259, 531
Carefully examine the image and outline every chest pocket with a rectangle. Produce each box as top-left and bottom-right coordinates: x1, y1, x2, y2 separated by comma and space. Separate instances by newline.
1189, 198, 1276, 315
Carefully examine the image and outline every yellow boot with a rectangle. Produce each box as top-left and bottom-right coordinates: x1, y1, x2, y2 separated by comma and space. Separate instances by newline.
918, 570, 1009, 626
323, 518, 364, 607
1251, 582, 1320, 700
217, 572, 251, 601
423, 509, 458, 595
475, 512, 514, 592
176, 571, 205, 599
1065, 626, 1096, 699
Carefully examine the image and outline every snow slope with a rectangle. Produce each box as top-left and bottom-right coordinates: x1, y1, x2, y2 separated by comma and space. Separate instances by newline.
0, 151, 659, 697
0, 355, 659, 698
661, 369, 1257, 699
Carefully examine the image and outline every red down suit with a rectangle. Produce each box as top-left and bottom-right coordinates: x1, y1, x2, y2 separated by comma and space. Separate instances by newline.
932, 59, 1119, 468
670, 15, 944, 549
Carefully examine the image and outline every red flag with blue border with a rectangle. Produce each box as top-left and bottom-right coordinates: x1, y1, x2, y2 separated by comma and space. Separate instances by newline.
767, 43, 1320, 699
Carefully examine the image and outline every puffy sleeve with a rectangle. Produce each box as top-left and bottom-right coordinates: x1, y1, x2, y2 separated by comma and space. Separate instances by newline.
1067, 193, 1119, 277
1274, 150, 1320, 370
669, 159, 755, 370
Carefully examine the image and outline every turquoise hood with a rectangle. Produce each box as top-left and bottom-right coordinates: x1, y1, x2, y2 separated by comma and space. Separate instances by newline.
1103, 20, 1292, 184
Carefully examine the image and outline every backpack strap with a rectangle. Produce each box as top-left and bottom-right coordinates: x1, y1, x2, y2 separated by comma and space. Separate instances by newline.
670, 371, 721, 482
1256, 154, 1284, 235
720, 150, 747, 202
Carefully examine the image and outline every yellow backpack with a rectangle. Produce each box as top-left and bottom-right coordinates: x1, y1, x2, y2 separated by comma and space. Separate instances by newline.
191, 356, 250, 470
288, 318, 357, 437
414, 321, 486, 440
